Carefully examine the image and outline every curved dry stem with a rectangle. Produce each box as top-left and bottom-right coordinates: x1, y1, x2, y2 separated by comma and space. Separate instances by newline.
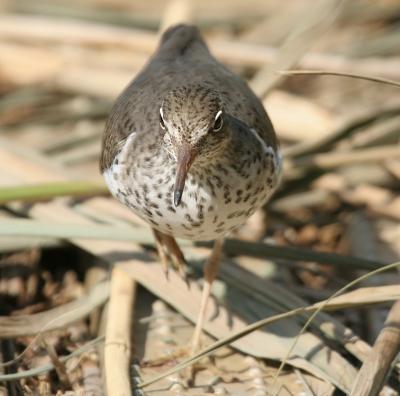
0, 336, 105, 381
138, 261, 400, 389
280, 69, 400, 88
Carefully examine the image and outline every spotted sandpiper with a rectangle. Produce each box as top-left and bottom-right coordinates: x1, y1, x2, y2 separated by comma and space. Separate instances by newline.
100, 24, 282, 353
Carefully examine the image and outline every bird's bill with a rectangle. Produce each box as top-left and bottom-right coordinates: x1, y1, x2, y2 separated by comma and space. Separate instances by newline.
173, 143, 196, 206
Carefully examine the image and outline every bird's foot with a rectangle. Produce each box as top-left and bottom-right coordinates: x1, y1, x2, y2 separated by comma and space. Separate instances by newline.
152, 229, 189, 285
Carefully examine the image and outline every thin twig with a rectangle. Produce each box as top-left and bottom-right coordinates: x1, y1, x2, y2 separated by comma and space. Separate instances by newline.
294, 369, 316, 396
293, 144, 400, 169
271, 264, 400, 392
0, 336, 105, 381
349, 299, 400, 396
249, 0, 344, 97
280, 69, 400, 88
283, 103, 400, 158
41, 338, 72, 389
0, 281, 109, 338
136, 261, 400, 389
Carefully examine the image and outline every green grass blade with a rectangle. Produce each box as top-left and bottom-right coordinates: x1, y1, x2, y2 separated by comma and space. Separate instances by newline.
0, 181, 109, 204
0, 219, 383, 270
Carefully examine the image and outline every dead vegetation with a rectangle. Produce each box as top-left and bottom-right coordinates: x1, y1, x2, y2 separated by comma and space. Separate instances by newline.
0, 0, 399, 395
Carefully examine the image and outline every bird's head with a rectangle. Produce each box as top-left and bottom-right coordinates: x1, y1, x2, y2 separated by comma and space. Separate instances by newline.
159, 84, 228, 206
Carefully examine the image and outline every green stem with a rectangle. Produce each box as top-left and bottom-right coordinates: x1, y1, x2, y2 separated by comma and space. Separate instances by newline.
0, 181, 109, 204
0, 219, 383, 270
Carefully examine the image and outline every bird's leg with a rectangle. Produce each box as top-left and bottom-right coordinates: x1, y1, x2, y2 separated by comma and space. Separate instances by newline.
152, 229, 188, 280
152, 229, 171, 278
160, 233, 188, 280
144, 237, 224, 379
190, 238, 224, 354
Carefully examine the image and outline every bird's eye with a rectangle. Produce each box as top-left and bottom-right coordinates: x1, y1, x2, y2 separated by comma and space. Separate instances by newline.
159, 108, 166, 130
212, 110, 223, 132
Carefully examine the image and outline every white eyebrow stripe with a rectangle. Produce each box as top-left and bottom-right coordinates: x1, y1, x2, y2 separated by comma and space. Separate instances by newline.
215, 110, 223, 119
160, 106, 164, 119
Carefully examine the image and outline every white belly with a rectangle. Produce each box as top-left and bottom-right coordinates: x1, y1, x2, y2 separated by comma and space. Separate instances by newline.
104, 163, 278, 241
103, 132, 281, 241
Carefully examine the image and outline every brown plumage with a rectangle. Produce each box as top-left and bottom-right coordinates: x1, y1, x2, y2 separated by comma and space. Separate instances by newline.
100, 24, 282, 354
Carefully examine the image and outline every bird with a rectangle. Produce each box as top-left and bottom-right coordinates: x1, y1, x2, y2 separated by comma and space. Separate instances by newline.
100, 24, 282, 354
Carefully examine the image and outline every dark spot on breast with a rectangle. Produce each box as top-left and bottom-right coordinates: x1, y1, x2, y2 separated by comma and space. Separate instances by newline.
246, 208, 254, 216
212, 175, 223, 188
144, 209, 153, 217
184, 213, 194, 222
142, 184, 149, 194
216, 164, 228, 176
165, 197, 172, 206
